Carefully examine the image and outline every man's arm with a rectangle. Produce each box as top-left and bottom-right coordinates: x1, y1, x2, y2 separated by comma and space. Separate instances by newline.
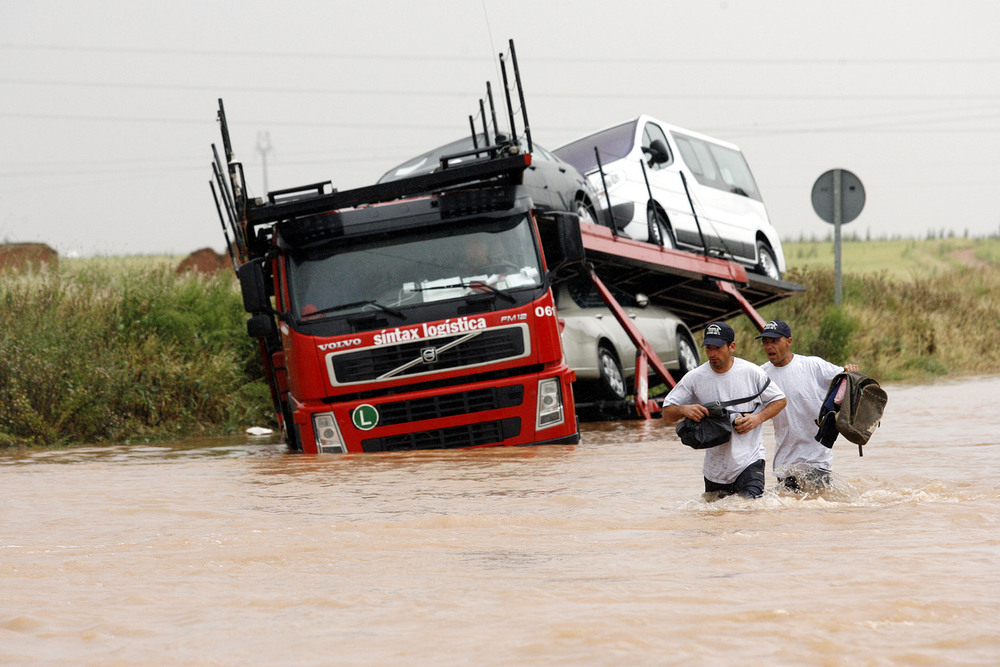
733, 398, 786, 435
662, 403, 709, 424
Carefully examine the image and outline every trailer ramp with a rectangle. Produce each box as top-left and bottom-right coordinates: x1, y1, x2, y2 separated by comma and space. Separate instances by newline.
575, 220, 805, 418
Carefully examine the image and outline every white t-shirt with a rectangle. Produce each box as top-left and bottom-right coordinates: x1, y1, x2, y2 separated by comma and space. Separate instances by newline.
761, 354, 843, 475
664, 357, 785, 484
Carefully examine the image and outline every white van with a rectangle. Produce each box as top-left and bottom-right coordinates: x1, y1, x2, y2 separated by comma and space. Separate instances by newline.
554, 115, 785, 280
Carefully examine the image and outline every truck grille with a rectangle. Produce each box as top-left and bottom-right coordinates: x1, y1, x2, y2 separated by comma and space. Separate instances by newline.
361, 418, 521, 453
376, 386, 524, 426
329, 325, 527, 385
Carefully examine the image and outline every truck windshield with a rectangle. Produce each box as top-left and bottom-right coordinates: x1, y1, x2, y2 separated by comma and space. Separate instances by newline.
287, 214, 544, 320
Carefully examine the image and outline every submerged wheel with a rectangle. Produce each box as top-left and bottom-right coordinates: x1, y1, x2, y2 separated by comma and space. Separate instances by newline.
597, 345, 627, 400
755, 240, 781, 280
646, 206, 675, 248
675, 331, 700, 379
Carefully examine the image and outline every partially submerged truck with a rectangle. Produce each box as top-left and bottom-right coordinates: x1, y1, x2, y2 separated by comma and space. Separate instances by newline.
211, 101, 595, 454
210, 43, 802, 453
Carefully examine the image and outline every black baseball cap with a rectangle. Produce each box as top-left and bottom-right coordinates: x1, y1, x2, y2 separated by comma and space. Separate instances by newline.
755, 320, 792, 339
702, 321, 735, 347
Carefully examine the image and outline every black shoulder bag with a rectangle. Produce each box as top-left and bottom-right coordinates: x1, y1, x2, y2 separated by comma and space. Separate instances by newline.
675, 379, 772, 449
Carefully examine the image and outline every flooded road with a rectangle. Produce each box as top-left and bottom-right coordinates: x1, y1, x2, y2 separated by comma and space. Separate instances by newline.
3, 376, 999, 665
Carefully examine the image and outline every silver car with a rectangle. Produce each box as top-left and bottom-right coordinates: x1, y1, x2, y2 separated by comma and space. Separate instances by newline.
555, 278, 701, 402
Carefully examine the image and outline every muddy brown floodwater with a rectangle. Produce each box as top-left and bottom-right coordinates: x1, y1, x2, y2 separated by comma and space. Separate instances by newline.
2, 376, 998, 665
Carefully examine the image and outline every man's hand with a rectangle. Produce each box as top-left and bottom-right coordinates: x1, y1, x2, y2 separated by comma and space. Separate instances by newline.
662, 403, 708, 424
733, 412, 761, 434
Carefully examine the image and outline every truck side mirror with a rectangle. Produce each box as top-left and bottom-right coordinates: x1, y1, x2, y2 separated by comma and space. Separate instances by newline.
552, 212, 585, 268
246, 313, 278, 339
237, 259, 270, 314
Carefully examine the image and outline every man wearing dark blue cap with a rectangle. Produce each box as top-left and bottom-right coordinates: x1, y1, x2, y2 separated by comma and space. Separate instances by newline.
758, 320, 858, 490
662, 321, 786, 499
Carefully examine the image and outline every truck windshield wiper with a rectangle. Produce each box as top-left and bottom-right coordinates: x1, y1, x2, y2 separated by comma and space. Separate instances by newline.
303, 299, 405, 320
417, 280, 516, 304
465, 280, 516, 304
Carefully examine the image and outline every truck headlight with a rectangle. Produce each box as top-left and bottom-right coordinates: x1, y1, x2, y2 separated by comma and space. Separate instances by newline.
313, 412, 346, 453
536, 378, 565, 429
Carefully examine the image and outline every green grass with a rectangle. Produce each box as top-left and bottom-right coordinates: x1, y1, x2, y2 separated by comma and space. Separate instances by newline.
2, 238, 998, 447
781, 236, 1000, 279
0, 261, 272, 447
732, 238, 1000, 381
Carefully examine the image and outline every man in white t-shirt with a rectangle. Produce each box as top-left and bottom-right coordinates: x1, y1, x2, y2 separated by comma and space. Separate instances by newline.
662, 321, 786, 499
757, 320, 858, 491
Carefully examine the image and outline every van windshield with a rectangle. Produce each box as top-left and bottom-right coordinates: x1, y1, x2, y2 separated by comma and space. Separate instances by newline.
553, 120, 638, 175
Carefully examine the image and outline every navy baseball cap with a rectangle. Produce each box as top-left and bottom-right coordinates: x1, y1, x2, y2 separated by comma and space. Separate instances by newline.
702, 321, 735, 347
755, 320, 792, 339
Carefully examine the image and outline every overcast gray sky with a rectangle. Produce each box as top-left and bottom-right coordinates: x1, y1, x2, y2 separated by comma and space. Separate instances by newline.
2, 0, 998, 257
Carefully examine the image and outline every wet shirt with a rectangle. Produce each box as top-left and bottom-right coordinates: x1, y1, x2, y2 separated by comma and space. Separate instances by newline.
762, 354, 843, 474
665, 357, 785, 484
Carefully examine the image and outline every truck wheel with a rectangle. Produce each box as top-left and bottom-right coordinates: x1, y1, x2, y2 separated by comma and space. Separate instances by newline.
755, 241, 781, 280
597, 345, 627, 400
647, 206, 675, 248
282, 401, 303, 452
675, 331, 700, 379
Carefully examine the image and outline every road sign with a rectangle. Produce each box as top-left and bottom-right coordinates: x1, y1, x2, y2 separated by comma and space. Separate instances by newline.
812, 169, 865, 306
812, 169, 865, 224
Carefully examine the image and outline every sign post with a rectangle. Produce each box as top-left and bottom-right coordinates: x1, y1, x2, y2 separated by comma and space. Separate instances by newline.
811, 169, 865, 305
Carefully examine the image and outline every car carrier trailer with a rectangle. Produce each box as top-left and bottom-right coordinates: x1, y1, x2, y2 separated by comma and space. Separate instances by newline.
209, 41, 802, 451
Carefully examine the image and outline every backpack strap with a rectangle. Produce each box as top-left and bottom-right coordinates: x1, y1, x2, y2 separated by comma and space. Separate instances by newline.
718, 378, 772, 409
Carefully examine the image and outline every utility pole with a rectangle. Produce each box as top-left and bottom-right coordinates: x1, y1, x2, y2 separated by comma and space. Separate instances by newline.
256, 131, 273, 194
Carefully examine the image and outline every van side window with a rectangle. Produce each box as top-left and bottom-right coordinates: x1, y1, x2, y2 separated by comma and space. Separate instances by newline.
641, 123, 672, 171
708, 144, 761, 201
673, 133, 761, 202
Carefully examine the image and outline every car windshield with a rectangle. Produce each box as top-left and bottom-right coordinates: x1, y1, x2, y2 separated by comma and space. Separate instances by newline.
553, 120, 639, 175
286, 214, 544, 320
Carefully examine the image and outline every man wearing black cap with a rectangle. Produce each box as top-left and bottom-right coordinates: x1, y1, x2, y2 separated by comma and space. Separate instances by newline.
758, 320, 858, 490
662, 321, 786, 499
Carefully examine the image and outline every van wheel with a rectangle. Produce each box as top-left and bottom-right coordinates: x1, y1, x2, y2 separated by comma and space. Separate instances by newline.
597, 345, 627, 400
755, 241, 781, 280
647, 206, 675, 248
676, 331, 700, 379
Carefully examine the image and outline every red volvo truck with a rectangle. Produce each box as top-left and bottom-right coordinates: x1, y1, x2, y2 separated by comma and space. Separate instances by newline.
212, 101, 585, 454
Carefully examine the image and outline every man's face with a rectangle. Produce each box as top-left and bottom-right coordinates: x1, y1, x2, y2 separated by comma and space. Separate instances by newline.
704, 342, 734, 373
761, 336, 792, 367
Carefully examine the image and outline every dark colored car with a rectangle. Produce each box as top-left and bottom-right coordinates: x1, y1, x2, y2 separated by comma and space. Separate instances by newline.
378, 134, 602, 224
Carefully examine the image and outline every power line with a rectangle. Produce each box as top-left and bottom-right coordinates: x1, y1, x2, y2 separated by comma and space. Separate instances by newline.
4, 79, 1000, 102
3, 42, 1000, 66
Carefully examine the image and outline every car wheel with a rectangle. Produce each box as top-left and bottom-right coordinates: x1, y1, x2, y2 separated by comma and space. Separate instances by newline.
675, 331, 700, 379
755, 240, 781, 280
575, 196, 598, 225
646, 206, 675, 249
597, 345, 627, 401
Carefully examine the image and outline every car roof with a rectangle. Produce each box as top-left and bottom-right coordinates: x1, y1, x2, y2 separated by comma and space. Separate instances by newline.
379, 134, 553, 184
